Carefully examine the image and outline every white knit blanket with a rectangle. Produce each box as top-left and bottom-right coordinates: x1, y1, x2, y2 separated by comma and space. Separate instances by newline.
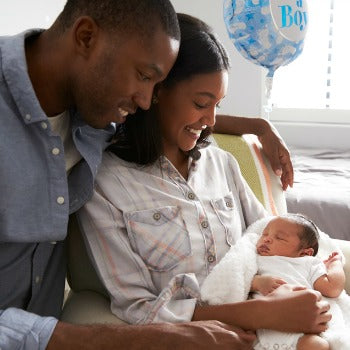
200, 217, 350, 349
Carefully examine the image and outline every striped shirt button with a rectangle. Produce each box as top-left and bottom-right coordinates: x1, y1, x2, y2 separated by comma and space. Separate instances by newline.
187, 192, 195, 200
201, 220, 209, 229
153, 212, 161, 221
207, 255, 215, 263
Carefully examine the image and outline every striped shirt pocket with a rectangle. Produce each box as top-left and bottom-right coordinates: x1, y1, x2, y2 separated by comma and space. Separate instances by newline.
211, 192, 242, 246
124, 206, 192, 272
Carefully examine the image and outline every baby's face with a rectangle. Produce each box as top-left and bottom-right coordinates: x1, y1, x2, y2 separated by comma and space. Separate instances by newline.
256, 217, 304, 257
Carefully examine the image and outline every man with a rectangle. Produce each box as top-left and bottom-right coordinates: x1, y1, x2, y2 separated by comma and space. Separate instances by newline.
0, 1, 320, 349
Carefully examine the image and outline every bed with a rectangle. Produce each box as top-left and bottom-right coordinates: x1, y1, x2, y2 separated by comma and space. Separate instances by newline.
286, 147, 350, 241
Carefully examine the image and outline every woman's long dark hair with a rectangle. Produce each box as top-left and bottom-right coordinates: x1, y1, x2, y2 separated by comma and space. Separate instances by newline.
108, 13, 230, 165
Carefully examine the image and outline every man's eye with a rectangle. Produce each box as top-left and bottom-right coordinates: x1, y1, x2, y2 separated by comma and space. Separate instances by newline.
139, 72, 151, 81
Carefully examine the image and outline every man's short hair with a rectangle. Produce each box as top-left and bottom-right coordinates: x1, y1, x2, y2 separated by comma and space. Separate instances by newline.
57, 0, 180, 40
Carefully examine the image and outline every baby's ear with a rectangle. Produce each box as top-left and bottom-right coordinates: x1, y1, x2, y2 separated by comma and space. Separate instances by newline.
300, 248, 314, 257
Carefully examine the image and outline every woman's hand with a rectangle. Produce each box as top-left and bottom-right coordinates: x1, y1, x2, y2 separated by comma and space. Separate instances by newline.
214, 115, 294, 190
257, 120, 294, 190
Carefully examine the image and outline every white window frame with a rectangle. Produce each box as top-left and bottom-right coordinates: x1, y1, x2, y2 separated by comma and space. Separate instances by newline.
269, 108, 350, 125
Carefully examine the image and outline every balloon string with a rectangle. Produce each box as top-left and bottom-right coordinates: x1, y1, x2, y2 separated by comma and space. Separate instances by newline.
263, 76, 273, 120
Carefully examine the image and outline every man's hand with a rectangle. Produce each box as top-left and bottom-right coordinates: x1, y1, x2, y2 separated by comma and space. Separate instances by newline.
156, 321, 256, 350
258, 120, 293, 190
265, 284, 331, 334
47, 320, 256, 350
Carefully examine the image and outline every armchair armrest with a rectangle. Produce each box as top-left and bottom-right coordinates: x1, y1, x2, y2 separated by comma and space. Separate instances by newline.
335, 239, 350, 294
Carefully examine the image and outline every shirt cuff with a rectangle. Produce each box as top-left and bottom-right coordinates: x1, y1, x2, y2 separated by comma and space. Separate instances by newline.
143, 273, 200, 324
0, 307, 58, 350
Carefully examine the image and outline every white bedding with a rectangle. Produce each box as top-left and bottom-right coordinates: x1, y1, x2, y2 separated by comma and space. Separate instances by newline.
286, 148, 350, 241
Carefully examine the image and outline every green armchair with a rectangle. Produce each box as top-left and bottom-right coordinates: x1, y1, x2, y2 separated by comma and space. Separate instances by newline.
61, 134, 350, 324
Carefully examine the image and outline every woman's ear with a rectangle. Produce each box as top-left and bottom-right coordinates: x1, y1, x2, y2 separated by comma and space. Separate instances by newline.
153, 83, 167, 106
154, 84, 163, 98
300, 247, 314, 257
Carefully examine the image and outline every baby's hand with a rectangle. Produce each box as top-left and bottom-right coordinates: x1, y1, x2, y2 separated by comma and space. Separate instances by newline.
251, 275, 286, 296
323, 252, 342, 268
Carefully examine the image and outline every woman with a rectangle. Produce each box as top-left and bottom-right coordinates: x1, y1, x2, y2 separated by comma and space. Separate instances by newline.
78, 13, 330, 336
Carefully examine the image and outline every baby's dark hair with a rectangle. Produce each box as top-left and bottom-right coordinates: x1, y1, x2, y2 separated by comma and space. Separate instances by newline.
281, 213, 320, 256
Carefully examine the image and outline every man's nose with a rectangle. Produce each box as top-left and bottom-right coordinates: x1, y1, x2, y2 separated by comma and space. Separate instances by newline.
132, 86, 154, 111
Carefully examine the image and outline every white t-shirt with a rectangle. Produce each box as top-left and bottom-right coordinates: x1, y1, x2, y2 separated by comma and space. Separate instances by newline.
48, 111, 82, 173
254, 255, 327, 350
257, 255, 327, 289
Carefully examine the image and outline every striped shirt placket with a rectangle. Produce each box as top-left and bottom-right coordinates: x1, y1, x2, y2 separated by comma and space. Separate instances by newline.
159, 156, 218, 274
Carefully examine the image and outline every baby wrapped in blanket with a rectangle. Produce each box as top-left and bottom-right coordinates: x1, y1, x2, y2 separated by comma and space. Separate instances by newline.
201, 214, 350, 350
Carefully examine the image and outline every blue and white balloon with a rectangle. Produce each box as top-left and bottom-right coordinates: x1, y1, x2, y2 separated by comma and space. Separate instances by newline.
223, 0, 308, 78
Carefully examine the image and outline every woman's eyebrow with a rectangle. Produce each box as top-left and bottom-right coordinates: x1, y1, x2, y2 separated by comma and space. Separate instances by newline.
196, 91, 216, 99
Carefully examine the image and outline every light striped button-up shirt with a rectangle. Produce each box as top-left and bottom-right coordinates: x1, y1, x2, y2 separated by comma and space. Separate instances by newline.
78, 145, 267, 324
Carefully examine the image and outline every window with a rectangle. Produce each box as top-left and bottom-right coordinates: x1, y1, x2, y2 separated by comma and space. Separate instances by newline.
269, 0, 350, 124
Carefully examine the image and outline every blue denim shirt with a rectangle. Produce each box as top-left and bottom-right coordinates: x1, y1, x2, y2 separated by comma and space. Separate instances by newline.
0, 30, 115, 349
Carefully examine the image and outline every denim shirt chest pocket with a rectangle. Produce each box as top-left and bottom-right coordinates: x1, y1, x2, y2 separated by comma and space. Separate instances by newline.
211, 192, 242, 246
124, 206, 192, 272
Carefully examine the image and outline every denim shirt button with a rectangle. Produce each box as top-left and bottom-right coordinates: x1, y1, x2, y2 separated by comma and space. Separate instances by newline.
52, 147, 60, 155
56, 196, 65, 205
40, 122, 48, 130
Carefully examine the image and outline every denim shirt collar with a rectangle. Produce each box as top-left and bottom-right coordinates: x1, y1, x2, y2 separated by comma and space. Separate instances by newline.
1, 29, 48, 125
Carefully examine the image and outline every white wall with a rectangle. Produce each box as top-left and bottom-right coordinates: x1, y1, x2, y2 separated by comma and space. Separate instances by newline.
0, 0, 65, 34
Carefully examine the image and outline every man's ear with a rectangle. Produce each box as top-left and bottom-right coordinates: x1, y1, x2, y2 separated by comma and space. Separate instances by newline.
300, 247, 314, 257
73, 16, 99, 58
